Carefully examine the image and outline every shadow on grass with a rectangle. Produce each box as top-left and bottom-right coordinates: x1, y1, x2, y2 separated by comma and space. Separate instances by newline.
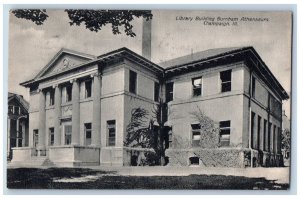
7, 168, 289, 190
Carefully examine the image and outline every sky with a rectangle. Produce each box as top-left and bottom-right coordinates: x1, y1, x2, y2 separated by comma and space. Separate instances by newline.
8, 10, 292, 117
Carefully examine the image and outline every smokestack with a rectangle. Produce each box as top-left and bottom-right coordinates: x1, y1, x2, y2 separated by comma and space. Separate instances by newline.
142, 17, 152, 60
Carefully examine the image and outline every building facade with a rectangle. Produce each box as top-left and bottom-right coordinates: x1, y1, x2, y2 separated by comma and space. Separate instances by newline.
7, 93, 29, 161
10, 46, 288, 167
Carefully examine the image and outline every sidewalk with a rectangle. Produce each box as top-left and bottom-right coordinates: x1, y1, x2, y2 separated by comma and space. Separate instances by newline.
83, 166, 290, 184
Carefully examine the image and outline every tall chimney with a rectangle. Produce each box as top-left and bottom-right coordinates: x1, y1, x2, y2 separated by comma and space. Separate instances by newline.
142, 17, 152, 60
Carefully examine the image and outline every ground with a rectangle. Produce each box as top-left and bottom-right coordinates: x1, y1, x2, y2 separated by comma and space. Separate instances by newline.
6, 166, 290, 190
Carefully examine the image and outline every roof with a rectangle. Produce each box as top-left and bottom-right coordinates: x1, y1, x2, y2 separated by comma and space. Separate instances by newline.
33, 48, 96, 80
161, 46, 289, 100
20, 46, 289, 101
8, 92, 29, 111
20, 47, 164, 87
160, 46, 249, 69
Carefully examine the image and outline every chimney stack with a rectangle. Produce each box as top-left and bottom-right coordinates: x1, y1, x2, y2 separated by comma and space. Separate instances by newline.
142, 17, 152, 60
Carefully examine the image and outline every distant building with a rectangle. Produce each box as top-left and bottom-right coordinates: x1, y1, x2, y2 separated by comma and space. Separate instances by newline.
10, 46, 289, 167
7, 92, 29, 160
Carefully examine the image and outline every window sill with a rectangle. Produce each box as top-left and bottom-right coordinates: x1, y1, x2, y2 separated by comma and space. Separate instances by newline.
61, 102, 72, 107
80, 97, 93, 103
45, 105, 55, 110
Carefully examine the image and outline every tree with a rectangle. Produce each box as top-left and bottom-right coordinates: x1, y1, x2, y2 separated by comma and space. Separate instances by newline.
11, 9, 152, 37
281, 129, 290, 158
124, 100, 169, 166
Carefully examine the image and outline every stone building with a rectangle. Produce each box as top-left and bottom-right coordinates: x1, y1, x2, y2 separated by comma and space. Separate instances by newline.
162, 47, 288, 167
7, 92, 29, 161
10, 46, 288, 167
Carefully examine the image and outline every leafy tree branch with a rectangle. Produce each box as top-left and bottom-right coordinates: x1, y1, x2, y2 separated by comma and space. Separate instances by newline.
12, 9, 152, 37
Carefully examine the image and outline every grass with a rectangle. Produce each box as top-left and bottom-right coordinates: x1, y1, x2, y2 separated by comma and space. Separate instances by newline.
7, 168, 289, 190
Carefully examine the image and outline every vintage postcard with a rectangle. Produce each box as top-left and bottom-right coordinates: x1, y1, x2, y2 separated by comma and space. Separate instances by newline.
7, 9, 292, 190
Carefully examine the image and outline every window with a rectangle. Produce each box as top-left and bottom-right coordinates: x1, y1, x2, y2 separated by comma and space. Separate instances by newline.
191, 123, 201, 147
263, 119, 267, 151
251, 112, 255, 148
66, 85, 72, 102
8, 105, 13, 114
13, 106, 20, 115
189, 157, 199, 165
192, 77, 202, 96
257, 115, 261, 150
33, 129, 39, 148
85, 123, 92, 145
273, 125, 276, 153
220, 69, 232, 92
268, 122, 272, 152
168, 131, 172, 148
49, 89, 55, 106
107, 120, 116, 146
252, 76, 256, 97
85, 80, 92, 98
219, 120, 231, 147
49, 127, 54, 146
277, 127, 281, 153
166, 82, 174, 102
129, 70, 137, 94
17, 123, 23, 147
64, 125, 72, 145
154, 82, 160, 102
191, 124, 201, 140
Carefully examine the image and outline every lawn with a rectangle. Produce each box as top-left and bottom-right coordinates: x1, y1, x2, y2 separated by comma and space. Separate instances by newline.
7, 167, 289, 190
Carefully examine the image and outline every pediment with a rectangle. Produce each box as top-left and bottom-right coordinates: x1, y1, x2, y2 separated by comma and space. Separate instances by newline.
36, 49, 95, 79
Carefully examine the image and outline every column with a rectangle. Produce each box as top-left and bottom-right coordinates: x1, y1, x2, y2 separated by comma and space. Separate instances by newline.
92, 73, 102, 146
54, 85, 61, 145
38, 89, 46, 149
71, 79, 80, 145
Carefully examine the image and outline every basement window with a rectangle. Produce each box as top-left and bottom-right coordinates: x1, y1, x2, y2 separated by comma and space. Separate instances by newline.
219, 120, 231, 147
189, 157, 200, 165
220, 69, 232, 92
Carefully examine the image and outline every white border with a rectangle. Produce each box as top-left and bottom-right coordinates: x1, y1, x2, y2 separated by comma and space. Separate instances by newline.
1, 1, 298, 198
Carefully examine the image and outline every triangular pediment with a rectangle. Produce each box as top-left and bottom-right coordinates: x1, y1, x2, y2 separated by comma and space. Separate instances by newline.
8, 93, 29, 112
35, 49, 95, 79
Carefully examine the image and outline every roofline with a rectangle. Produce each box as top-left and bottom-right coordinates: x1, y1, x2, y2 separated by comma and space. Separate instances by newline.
20, 46, 289, 100
33, 48, 96, 80
8, 93, 29, 111
164, 46, 252, 71
20, 47, 164, 87
248, 47, 289, 100
164, 46, 288, 100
